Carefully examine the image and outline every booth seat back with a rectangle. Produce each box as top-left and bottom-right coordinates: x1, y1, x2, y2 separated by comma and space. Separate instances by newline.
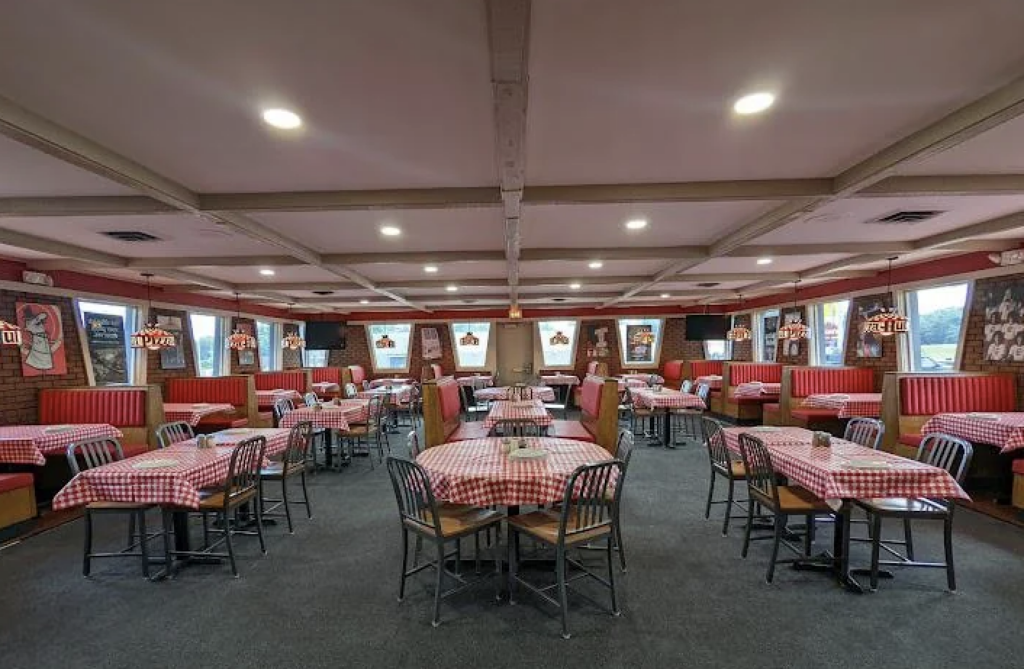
880, 372, 1017, 451
715, 362, 782, 421
727, 362, 782, 386
662, 360, 684, 386
579, 376, 622, 455
165, 375, 259, 426
422, 378, 471, 447
585, 360, 609, 377
345, 365, 367, 385
791, 367, 875, 397
684, 360, 724, 381
310, 367, 342, 385
38, 386, 165, 448
253, 370, 311, 394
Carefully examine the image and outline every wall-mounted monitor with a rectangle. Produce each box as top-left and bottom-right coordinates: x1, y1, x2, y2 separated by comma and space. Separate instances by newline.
304, 321, 347, 350
685, 315, 730, 341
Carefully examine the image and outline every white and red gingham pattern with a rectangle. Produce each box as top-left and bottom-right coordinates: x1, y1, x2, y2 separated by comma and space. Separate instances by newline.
802, 393, 883, 418
369, 377, 416, 388
734, 382, 781, 397
920, 412, 1024, 454
457, 375, 495, 387
474, 386, 557, 403
695, 375, 723, 390
162, 403, 237, 426
482, 400, 554, 431
416, 437, 614, 507
255, 389, 303, 407
619, 373, 664, 385
722, 427, 968, 502
631, 388, 705, 410
0, 424, 124, 466
312, 382, 340, 394
723, 426, 821, 456
357, 384, 413, 404
279, 400, 370, 431
540, 374, 580, 386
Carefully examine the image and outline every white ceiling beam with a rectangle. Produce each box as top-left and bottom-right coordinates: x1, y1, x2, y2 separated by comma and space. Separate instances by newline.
127, 255, 303, 269
861, 174, 1024, 198
200, 188, 500, 212
0, 227, 127, 266
524, 179, 832, 204
0, 196, 175, 217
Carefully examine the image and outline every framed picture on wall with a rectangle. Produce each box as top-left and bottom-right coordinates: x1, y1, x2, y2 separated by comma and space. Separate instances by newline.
855, 297, 888, 358
157, 315, 186, 370
16, 302, 67, 377
583, 323, 610, 358
982, 285, 1024, 362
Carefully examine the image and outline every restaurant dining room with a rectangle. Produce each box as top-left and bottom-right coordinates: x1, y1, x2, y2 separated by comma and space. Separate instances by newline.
4, 1, 1024, 667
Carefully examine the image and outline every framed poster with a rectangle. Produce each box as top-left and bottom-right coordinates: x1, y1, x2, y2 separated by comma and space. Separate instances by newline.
157, 314, 186, 370
983, 285, 1024, 362
762, 315, 778, 362
583, 323, 610, 358
854, 297, 889, 358
780, 310, 802, 358
624, 324, 655, 364
421, 327, 441, 360
83, 312, 128, 384
16, 302, 67, 377
237, 321, 256, 367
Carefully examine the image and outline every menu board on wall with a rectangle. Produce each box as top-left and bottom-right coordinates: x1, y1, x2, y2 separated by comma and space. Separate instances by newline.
83, 312, 128, 384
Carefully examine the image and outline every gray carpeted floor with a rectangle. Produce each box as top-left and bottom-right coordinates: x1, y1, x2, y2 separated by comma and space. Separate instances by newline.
3, 433, 1024, 669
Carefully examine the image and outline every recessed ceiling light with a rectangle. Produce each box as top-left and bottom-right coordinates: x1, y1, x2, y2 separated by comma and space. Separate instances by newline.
261, 108, 303, 129
733, 92, 775, 115
569, 283, 581, 290
625, 218, 648, 230
757, 257, 773, 265
424, 265, 439, 273
259, 268, 275, 276
588, 261, 603, 269
359, 299, 370, 305
446, 285, 458, 292
660, 293, 671, 299
380, 225, 402, 237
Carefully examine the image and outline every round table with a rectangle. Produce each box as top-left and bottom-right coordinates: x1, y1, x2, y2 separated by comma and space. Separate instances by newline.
416, 437, 612, 507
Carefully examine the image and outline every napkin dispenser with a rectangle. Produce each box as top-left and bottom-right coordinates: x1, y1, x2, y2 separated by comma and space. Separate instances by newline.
812, 431, 831, 448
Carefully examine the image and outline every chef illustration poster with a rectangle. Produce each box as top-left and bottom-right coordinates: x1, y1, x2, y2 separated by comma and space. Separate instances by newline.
16, 302, 67, 377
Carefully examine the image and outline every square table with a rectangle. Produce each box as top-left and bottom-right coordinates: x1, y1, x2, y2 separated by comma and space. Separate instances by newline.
369, 377, 415, 388
920, 412, 1024, 454
733, 382, 781, 398
255, 389, 303, 409
631, 388, 706, 446
695, 375, 723, 390
0, 424, 124, 466
802, 393, 883, 418
162, 403, 237, 427
312, 381, 340, 395
279, 400, 371, 468
482, 400, 554, 432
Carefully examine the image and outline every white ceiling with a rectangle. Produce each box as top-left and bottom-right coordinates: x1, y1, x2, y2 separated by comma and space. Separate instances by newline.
0, 0, 1022, 314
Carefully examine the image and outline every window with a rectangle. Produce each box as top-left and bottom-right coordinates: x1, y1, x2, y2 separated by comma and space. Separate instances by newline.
537, 320, 578, 369
451, 322, 492, 370
256, 321, 281, 370
907, 283, 969, 372
367, 323, 413, 372
704, 340, 729, 360
304, 350, 329, 367
76, 300, 137, 385
813, 300, 850, 366
190, 314, 225, 377
758, 309, 780, 362
616, 318, 663, 368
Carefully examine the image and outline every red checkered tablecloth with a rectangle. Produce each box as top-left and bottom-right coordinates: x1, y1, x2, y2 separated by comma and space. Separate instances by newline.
357, 384, 414, 404
802, 393, 883, 418
483, 400, 554, 431
722, 426, 968, 502
312, 382, 340, 394
369, 377, 415, 388
695, 375, 723, 390
416, 437, 614, 507
279, 400, 370, 431
255, 389, 303, 408
619, 373, 664, 385
0, 424, 124, 466
920, 412, 1024, 454
631, 388, 705, 410
163, 403, 236, 426
474, 386, 556, 403
540, 374, 580, 386
734, 382, 781, 398
457, 375, 495, 387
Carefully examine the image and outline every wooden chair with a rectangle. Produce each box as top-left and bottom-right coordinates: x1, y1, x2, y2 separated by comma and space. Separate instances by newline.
66, 437, 157, 578
738, 433, 833, 583
155, 421, 194, 449
161, 436, 268, 577
855, 433, 973, 591
260, 421, 314, 533
507, 459, 625, 639
386, 457, 503, 627
701, 417, 748, 536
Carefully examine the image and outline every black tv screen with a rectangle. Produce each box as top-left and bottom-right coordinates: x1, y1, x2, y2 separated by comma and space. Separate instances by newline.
686, 315, 731, 341
305, 321, 347, 350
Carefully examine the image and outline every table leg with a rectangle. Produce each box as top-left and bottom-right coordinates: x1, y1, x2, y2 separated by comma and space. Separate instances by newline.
661, 409, 674, 449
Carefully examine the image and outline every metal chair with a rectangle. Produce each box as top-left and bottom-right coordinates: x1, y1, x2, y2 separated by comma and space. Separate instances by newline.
738, 433, 833, 583
507, 459, 625, 639
624, 386, 658, 440
260, 421, 314, 533
461, 381, 489, 421
407, 430, 421, 459
272, 398, 295, 425
386, 457, 503, 627
342, 394, 388, 468
670, 382, 710, 443
854, 433, 973, 591
161, 435, 268, 577
344, 382, 359, 398
701, 417, 748, 536
303, 392, 319, 407
611, 430, 634, 571
495, 419, 544, 437
680, 379, 694, 394
155, 421, 194, 448
66, 437, 157, 578
843, 417, 885, 450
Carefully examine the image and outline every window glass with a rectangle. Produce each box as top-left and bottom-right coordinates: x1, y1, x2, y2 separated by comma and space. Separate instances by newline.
759, 309, 779, 362
451, 322, 491, 369
537, 320, 578, 368
304, 350, 329, 367
814, 301, 850, 366
704, 340, 729, 360
616, 318, 663, 367
77, 300, 134, 385
256, 321, 278, 370
368, 323, 413, 371
909, 283, 969, 371
190, 314, 223, 377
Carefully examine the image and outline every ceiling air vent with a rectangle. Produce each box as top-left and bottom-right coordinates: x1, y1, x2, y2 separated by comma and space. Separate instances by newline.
101, 230, 161, 242
870, 210, 944, 225
311, 290, 334, 296
551, 297, 567, 302
696, 282, 720, 288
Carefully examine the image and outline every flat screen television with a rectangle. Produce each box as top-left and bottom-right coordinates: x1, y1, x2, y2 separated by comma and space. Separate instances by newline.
686, 315, 731, 341
305, 321, 347, 350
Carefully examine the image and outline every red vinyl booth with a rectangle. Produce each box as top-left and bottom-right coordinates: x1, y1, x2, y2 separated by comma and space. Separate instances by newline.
662, 360, 684, 388
764, 366, 875, 428
550, 376, 620, 454
253, 370, 312, 408
0, 473, 36, 531
38, 386, 165, 454
716, 362, 782, 421
165, 375, 264, 431
308, 367, 343, 398
421, 378, 492, 447
343, 365, 367, 387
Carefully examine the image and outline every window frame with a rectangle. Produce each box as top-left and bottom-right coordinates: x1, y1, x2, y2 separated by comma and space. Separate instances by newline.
703, 339, 731, 361
365, 322, 414, 374
810, 299, 851, 367
902, 281, 972, 373
190, 313, 227, 377
615, 318, 664, 370
256, 320, 282, 371
534, 319, 580, 371
450, 321, 496, 372
74, 298, 141, 386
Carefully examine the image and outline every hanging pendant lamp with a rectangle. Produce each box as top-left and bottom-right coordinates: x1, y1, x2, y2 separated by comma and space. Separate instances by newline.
281, 304, 305, 351
130, 273, 176, 351
226, 294, 257, 351
0, 319, 23, 347
865, 257, 909, 336
726, 294, 752, 342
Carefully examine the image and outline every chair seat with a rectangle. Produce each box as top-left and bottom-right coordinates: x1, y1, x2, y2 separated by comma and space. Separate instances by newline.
547, 420, 595, 442
449, 422, 492, 441
405, 506, 503, 539
771, 486, 832, 513
508, 509, 612, 546
856, 497, 948, 515
713, 460, 746, 479
198, 488, 258, 510
260, 462, 306, 478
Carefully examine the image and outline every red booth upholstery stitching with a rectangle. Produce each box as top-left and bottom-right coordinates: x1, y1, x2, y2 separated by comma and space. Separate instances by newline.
166, 378, 248, 406
730, 363, 782, 385
39, 390, 147, 426
254, 371, 306, 392
791, 367, 874, 396
898, 376, 1016, 415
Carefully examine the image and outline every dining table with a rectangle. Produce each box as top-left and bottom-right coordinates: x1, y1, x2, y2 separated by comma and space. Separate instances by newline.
801, 393, 883, 418
619, 373, 664, 385
919, 412, 1024, 454
474, 385, 556, 403
722, 425, 968, 592
482, 399, 554, 433
0, 424, 124, 466
631, 387, 706, 446
312, 381, 340, 395
279, 400, 371, 468
162, 402, 237, 427
369, 377, 416, 388
733, 381, 781, 398
357, 384, 414, 405
695, 374, 723, 390
254, 389, 303, 409
456, 374, 495, 387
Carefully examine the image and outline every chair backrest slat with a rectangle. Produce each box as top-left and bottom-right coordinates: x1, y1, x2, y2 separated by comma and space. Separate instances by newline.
843, 417, 884, 450
695, 382, 711, 404
701, 417, 731, 470
66, 437, 125, 474
557, 460, 623, 542
386, 456, 442, 534
273, 398, 295, 422
918, 433, 973, 484
738, 433, 779, 507
222, 436, 267, 507
283, 421, 313, 465
155, 421, 194, 449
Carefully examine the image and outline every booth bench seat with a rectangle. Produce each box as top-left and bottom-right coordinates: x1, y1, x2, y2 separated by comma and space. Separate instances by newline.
764, 366, 875, 430
0, 473, 36, 532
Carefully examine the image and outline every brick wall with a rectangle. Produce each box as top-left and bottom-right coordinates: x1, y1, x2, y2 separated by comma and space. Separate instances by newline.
0, 291, 88, 424
571, 319, 620, 377
960, 275, 1024, 407
146, 308, 196, 386
662, 317, 705, 366
229, 317, 261, 374
777, 306, 809, 365
843, 293, 898, 390
324, 323, 457, 380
